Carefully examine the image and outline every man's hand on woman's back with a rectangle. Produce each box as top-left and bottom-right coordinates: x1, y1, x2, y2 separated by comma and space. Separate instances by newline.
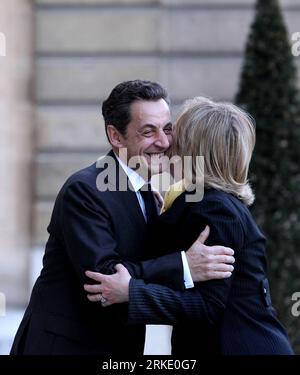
186, 226, 235, 282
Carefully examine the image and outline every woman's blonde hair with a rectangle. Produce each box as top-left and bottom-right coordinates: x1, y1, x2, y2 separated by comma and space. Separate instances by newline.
174, 96, 256, 206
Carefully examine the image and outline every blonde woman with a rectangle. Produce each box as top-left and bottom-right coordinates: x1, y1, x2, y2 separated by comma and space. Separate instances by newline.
85, 97, 294, 355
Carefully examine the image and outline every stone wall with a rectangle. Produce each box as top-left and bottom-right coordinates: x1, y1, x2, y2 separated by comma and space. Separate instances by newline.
0, 0, 34, 306
1, 0, 300, 305
33, 0, 300, 248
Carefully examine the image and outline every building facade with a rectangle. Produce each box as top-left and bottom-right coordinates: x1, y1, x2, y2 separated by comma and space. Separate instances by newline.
1, 0, 300, 312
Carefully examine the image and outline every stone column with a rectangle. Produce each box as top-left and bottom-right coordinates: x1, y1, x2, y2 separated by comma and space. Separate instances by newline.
0, 0, 34, 307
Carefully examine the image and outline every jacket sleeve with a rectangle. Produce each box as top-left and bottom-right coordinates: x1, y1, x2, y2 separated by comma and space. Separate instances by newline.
127, 197, 245, 325
59, 181, 184, 289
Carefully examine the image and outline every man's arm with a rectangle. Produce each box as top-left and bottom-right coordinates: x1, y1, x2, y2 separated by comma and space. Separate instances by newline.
62, 181, 234, 290
84, 264, 233, 325
126, 198, 243, 325
85, 197, 241, 326
61, 181, 185, 289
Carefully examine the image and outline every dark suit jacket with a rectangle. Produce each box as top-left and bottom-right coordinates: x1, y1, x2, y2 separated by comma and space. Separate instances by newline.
11, 151, 184, 355
128, 188, 294, 355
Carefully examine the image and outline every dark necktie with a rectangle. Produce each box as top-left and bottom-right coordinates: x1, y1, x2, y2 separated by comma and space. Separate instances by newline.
139, 184, 158, 223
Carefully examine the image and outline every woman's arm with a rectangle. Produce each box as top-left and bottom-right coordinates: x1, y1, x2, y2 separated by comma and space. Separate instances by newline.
126, 196, 244, 325
85, 196, 243, 326
63, 181, 234, 290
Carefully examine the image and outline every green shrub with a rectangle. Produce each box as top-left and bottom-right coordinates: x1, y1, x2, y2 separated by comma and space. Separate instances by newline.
236, 0, 300, 353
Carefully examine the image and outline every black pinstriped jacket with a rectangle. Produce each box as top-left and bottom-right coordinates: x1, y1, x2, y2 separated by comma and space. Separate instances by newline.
128, 188, 294, 355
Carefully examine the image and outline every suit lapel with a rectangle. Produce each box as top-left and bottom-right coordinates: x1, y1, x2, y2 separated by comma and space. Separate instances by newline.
105, 150, 147, 231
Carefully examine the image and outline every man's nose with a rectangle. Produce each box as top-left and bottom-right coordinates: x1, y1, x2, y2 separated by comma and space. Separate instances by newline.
155, 130, 170, 149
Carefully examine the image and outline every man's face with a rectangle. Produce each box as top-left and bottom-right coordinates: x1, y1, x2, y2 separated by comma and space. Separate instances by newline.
119, 99, 173, 176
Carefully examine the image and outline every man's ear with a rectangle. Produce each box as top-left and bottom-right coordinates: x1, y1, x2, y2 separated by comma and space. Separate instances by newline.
106, 125, 124, 149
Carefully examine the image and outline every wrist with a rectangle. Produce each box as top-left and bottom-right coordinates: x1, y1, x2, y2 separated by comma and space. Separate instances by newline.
185, 251, 192, 270
185, 251, 197, 281
124, 278, 130, 302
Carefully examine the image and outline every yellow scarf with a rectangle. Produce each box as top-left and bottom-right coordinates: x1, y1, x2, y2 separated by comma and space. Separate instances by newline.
161, 180, 186, 213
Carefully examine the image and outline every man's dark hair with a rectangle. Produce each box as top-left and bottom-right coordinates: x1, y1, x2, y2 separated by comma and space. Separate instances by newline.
102, 80, 170, 140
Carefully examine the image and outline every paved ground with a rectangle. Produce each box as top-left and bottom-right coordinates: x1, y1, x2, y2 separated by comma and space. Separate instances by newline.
0, 309, 24, 354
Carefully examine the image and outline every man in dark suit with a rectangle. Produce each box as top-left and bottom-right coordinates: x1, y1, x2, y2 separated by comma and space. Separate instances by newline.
10, 80, 234, 355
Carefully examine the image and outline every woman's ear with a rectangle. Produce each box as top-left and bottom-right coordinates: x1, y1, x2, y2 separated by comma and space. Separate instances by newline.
107, 125, 124, 149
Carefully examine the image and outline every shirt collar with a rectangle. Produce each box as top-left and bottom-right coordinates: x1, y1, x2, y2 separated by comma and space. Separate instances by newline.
114, 152, 146, 193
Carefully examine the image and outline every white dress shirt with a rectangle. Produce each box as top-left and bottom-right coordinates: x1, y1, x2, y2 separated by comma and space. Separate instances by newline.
116, 154, 194, 354
116, 155, 194, 287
